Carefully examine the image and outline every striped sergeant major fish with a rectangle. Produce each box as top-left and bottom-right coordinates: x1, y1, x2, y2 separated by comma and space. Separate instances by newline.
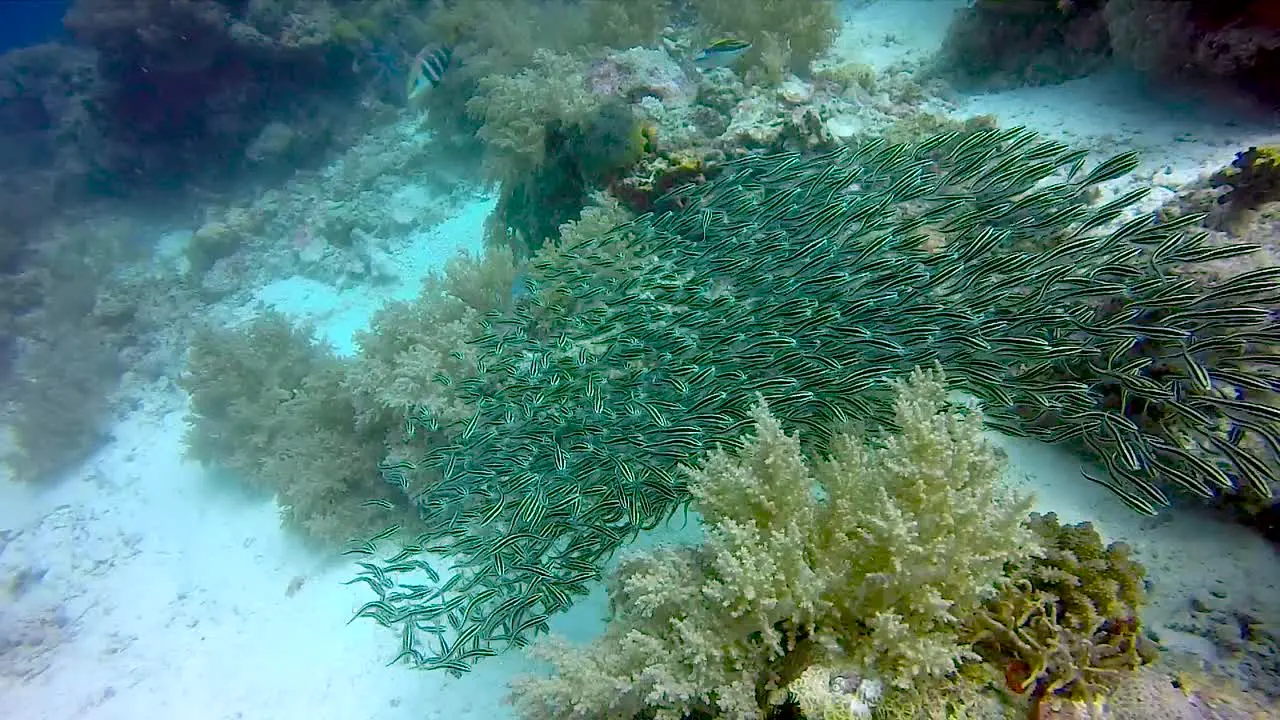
407, 43, 453, 102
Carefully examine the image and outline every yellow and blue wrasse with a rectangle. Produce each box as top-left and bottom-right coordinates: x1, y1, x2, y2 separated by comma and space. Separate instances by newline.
694, 38, 752, 69
406, 43, 453, 102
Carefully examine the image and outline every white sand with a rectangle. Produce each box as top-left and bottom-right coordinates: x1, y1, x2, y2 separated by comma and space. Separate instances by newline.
4, 2, 1280, 719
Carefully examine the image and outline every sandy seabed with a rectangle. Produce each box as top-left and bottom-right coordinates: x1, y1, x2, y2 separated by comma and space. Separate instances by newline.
2, 2, 1278, 719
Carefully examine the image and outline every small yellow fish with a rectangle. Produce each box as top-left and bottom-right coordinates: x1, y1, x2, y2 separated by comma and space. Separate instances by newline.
694, 38, 752, 69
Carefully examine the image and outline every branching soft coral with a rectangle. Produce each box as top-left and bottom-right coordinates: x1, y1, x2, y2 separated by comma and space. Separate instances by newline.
582, 0, 670, 50
182, 313, 330, 484
508, 366, 1037, 720
180, 312, 413, 544
180, 248, 516, 544
347, 246, 518, 432
466, 49, 604, 182
469, 54, 650, 255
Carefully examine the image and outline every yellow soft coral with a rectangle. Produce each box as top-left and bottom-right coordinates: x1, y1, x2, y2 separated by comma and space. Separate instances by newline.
507, 366, 1037, 720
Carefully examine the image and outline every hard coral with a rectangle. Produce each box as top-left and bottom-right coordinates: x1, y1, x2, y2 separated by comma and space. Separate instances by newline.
1210, 145, 1280, 233
63, 0, 362, 189
1105, 0, 1280, 104
970, 513, 1154, 709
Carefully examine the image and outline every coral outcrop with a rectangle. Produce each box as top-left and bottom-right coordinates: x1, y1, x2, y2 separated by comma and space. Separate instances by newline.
1104, 0, 1280, 104
0, 43, 101, 231
55, 0, 385, 193
934, 0, 1280, 106
508, 368, 1036, 720
970, 513, 1155, 709
932, 0, 1112, 89
1209, 145, 1280, 234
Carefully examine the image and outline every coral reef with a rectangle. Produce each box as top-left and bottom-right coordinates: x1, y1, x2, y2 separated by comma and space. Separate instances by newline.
0, 0, 437, 247
351, 130, 1278, 676
508, 368, 1035, 720
410, 1, 853, 257
1209, 145, 1280, 235
173, 108, 477, 295
970, 514, 1154, 708
933, 0, 1280, 105
0, 43, 101, 232
931, 0, 1112, 89
52, 0, 385, 194
1104, 0, 1280, 104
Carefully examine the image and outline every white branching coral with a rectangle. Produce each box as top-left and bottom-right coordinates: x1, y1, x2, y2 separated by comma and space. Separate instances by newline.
507, 366, 1037, 720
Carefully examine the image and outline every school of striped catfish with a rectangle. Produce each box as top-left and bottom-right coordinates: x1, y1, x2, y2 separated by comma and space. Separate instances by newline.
346, 127, 1279, 674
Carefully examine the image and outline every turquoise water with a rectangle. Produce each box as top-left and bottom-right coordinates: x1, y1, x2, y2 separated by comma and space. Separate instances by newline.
1, 2, 1278, 719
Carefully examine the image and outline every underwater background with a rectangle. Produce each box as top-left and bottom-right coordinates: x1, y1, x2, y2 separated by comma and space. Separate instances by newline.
0, 2, 67, 55
0, 1, 1278, 718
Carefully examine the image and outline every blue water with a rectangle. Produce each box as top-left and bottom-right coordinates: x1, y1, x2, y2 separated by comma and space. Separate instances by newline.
1, 1, 1279, 719
0, 1, 67, 53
